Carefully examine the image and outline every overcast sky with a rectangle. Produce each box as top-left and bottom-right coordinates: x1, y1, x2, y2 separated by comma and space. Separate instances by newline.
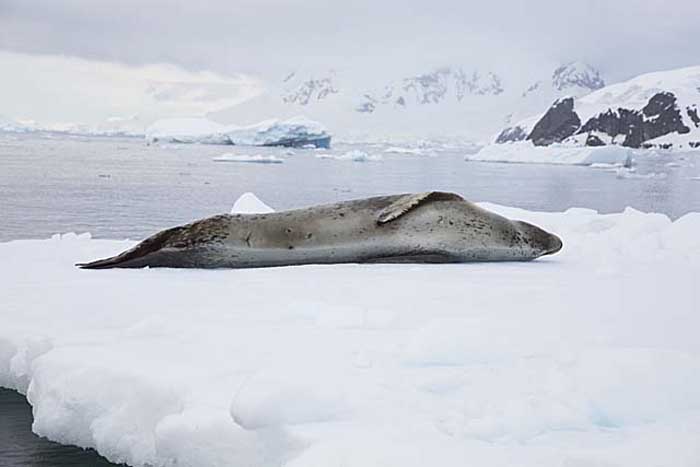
1, 0, 699, 82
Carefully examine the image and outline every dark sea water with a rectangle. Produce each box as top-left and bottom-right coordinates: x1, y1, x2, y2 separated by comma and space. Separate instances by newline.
1, 132, 700, 465
0, 389, 122, 466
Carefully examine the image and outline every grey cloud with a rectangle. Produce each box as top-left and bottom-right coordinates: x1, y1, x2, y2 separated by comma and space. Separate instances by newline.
1, 0, 698, 81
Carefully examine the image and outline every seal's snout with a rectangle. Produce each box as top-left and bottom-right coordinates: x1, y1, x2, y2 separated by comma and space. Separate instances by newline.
545, 234, 563, 256
515, 221, 563, 258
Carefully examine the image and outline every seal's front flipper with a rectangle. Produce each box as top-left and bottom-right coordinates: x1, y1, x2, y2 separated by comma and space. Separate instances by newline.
376, 191, 463, 224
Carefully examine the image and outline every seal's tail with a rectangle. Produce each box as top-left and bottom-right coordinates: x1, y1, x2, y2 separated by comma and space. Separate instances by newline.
76, 226, 183, 269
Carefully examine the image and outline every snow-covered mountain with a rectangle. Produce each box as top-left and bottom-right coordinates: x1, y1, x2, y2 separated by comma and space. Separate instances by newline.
213, 62, 606, 142
356, 67, 504, 113
281, 72, 340, 105
495, 65, 700, 149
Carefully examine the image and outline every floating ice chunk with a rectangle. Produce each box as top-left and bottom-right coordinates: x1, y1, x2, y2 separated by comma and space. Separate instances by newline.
383, 146, 425, 155
316, 150, 382, 162
225, 116, 331, 148
213, 153, 284, 164
146, 116, 331, 148
615, 168, 668, 179
469, 141, 634, 166
231, 193, 275, 214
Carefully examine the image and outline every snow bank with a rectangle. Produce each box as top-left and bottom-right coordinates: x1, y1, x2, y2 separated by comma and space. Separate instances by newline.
230, 193, 275, 214
470, 141, 634, 166
2, 198, 700, 466
316, 150, 382, 162
146, 116, 331, 148
213, 154, 284, 164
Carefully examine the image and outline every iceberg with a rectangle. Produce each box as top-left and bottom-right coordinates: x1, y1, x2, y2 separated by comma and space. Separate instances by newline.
469, 141, 634, 166
2, 194, 700, 467
145, 116, 331, 148
225, 117, 331, 148
315, 150, 382, 162
212, 154, 284, 164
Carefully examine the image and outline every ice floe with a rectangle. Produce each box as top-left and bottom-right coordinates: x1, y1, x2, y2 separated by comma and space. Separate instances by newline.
146, 116, 331, 148
1, 195, 700, 467
213, 154, 284, 164
470, 141, 634, 166
315, 150, 382, 162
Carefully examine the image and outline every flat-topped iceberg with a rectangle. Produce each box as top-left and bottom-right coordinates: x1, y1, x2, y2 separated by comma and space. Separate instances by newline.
212, 153, 284, 164
469, 141, 634, 166
145, 116, 331, 148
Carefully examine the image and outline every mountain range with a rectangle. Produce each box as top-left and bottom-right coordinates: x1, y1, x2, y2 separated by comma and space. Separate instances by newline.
494, 66, 700, 150
212, 62, 606, 141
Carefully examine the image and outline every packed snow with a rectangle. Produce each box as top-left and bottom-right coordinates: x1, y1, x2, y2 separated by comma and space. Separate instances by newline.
315, 150, 382, 162
469, 141, 634, 166
230, 193, 276, 214
213, 154, 285, 164
145, 116, 331, 148
2, 194, 700, 466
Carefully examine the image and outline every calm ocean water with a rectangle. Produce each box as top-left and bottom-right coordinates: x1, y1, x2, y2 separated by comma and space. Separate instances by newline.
1, 132, 700, 465
1, 133, 700, 243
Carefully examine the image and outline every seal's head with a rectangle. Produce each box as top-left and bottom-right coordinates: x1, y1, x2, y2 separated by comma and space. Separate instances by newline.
514, 220, 563, 257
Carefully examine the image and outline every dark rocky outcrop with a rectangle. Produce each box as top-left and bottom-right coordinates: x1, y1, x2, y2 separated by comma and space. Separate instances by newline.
688, 106, 700, 127
579, 108, 644, 147
505, 91, 693, 149
527, 97, 581, 146
580, 92, 689, 148
585, 134, 606, 146
495, 125, 528, 143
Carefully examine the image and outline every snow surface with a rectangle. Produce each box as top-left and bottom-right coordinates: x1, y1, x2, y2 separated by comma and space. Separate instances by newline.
145, 116, 330, 147
230, 193, 276, 214
213, 154, 284, 164
471, 142, 634, 166
2, 197, 700, 466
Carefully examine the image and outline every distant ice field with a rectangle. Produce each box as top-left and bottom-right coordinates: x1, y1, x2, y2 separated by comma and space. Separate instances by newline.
1, 133, 700, 242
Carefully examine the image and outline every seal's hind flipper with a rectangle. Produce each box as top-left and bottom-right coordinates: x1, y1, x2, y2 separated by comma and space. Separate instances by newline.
76, 225, 185, 269
377, 191, 463, 225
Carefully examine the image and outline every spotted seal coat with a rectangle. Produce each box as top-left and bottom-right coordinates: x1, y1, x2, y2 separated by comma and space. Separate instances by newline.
77, 192, 562, 269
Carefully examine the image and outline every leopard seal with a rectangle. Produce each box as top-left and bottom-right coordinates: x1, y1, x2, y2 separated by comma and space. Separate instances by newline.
77, 192, 562, 269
